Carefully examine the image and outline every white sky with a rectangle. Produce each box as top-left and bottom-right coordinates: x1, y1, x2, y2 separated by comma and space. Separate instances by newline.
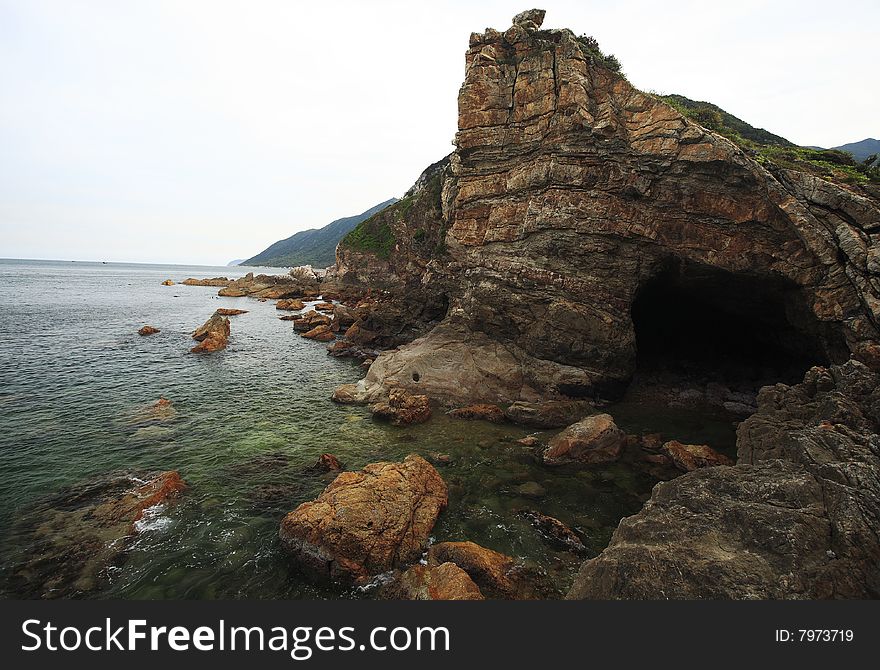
1, 0, 877, 265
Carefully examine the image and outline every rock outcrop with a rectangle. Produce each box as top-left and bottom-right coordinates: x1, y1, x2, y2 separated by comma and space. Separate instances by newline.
182, 277, 230, 287
447, 403, 506, 423
191, 311, 231, 353
215, 308, 248, 316
567, 361, 880, 599
217, 272, 315, 299
278, 455, 447, 583
351, 10, 879, 406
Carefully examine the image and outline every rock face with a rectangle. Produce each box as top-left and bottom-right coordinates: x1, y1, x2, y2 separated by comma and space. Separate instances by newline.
191, 311, 231, 353
543, 413, 626, 464
369, 387, 432, 426
354, 10, 880, 406
567, 361, 880, 599
278, 455, 448, 583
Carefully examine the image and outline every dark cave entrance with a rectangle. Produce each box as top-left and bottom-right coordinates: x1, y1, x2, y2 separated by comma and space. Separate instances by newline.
630, 259, 845, 386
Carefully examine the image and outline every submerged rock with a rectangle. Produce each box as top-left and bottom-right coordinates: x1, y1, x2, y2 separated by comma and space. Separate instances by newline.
279, 455, 447, 583
380, 562, 484, 601
661, 440, 733, 471
4, 470, 186, 598
191, 311, 230, 353
543, 414, 625, 465
369, 387, 431, 426
518, 510, 587, 554
138, 325, 160, 336
447, 403, 506, 423
504, 400, 596, 428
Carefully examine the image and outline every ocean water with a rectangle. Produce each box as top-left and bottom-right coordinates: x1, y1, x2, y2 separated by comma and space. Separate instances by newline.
0, 259, 735, 599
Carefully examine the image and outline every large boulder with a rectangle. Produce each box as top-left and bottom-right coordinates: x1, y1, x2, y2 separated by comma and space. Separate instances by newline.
191, 311, 230, 353
279, 455, 448, 583
504, 399, 597, 428
542, 413, 626, 464
380, 562, 484, 601
427, 540, 551, 599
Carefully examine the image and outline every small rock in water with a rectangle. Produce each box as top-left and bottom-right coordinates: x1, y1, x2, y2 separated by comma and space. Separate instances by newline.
518, 510, 587, 554
161, 279, 174, 286
516, 481, 547, 499
311, 453, 343, 472
138, 325, 160, 336
516, 435, 540, 447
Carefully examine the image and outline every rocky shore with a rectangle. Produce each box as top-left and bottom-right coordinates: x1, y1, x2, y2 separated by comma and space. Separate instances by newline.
122, 8, 880, 601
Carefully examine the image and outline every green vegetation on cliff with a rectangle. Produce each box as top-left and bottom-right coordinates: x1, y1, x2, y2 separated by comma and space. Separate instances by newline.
660, 94, 880, 185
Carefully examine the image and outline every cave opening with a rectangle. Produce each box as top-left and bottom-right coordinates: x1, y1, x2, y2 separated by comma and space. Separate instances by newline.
631, 259, 843, 387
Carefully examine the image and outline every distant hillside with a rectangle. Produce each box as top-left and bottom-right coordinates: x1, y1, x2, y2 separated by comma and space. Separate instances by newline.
226, 259, 244, 267
660, 94, 794, 148
831, 138, 879, 163
244, 199, 397, 268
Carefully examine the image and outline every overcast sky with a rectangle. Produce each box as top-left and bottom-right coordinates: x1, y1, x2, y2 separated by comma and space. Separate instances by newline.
1, 0, 877, 265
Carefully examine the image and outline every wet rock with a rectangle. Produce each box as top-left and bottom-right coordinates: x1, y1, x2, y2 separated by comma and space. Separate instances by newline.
543, 414, 625, 465
516, 435, 540, 447
161, 279, 174, 286
311, 453, 343, 472
218, 272, 308, 299
518, 510, 587, 554
661, 440, 733, 471
191, 311, 230, 353
215, 308, 248, 316
369, 387, 432, 426
278, 314, 299, 321
504, 400, 596, 428
301, 324, 335, 342
276, 299, 305, 311
138, 325, 160, 336
279, 455, 447, 583
447, 403, 505, 423
4, 470, 186, 598
380, 562, 484, 600
427, 541, 551, 599
293, 311, 332, 331
313, 301, 335, 312
331, 383, 366, 405
182, 277, 230, 287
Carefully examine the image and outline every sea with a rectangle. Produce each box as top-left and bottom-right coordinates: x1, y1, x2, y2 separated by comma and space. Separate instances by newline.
0, 258, 736, 599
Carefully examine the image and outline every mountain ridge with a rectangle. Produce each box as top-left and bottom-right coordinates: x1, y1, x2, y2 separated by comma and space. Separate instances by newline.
244, 198, 398, 268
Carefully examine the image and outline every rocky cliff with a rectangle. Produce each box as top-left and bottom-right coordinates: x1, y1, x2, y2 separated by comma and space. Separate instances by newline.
351, 9, 880, 406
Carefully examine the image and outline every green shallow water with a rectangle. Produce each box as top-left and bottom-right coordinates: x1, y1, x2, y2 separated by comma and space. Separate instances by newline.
0, 259, 737, 599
